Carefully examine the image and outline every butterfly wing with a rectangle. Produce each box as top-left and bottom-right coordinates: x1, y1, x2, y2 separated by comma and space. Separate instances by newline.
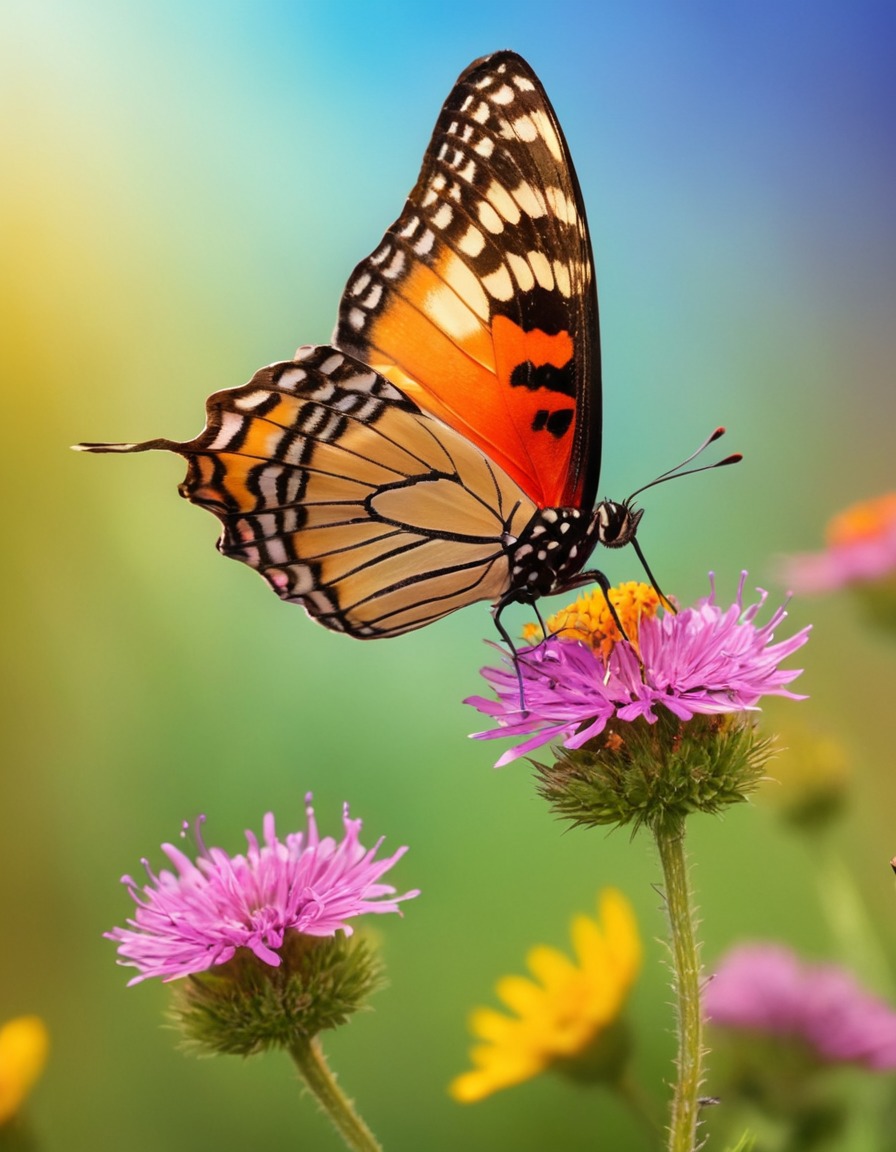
334, 50, 601, 512
131, 345, 537, 637
77, 53, 603, 637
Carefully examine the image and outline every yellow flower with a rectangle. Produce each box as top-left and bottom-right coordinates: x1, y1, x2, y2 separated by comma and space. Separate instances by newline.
0, 1016, 49, 1126
449, 889, 641, 1103
522, 582, 663, 660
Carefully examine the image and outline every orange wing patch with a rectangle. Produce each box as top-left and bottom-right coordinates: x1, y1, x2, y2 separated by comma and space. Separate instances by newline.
364, 261, 577, 509
334, 51, 600, 512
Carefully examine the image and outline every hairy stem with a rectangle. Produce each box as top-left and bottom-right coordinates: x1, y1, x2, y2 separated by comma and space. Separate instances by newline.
655, 817, 705, 1152
288, 1035, 382, 1152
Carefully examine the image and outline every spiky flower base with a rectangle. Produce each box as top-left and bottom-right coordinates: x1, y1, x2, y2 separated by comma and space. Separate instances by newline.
169, 932, 384, 1058
536, 712, 773, 837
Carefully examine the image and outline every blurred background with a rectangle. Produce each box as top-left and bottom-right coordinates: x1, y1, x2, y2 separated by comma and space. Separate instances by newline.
2, 1, 895, 1148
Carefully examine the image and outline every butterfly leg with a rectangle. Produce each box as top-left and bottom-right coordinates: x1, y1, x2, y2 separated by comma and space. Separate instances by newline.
491, 593, 538, 714
555, 566, 633, 642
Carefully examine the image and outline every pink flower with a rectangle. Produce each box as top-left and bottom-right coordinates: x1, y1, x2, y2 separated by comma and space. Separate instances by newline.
782, 492, 896, 594
107, 796, 419, 984
468, 573, 810, 767
704, 944, 896, 1070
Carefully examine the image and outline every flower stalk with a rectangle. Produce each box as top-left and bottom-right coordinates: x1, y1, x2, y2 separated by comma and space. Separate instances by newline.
654, 816, 704, 1152
289, 1036, 382, 1152
467, 575, 810, 1148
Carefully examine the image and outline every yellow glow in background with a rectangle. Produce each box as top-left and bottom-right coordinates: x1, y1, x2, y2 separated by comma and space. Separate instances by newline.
3, 2, 896, 1148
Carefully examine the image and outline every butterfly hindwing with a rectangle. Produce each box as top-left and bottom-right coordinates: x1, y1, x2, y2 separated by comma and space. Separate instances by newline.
334, 50, 601, 512
177, 345, 537, 637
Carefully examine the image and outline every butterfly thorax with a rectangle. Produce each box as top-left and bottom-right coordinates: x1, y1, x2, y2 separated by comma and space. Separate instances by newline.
505, 500, 643, 603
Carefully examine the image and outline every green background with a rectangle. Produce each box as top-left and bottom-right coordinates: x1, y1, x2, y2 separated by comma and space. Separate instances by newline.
3, 1, 895, 1148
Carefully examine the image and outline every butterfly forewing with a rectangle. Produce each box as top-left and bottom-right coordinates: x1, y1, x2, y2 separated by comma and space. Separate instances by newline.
178, 345, 537, 637
77, 52, 615, 641
334, 50, 601, 512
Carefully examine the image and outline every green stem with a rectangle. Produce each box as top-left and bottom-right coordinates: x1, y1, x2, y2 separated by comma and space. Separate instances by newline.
810, 829, 894, 997
654, 817, 704, 1152
288, 1036, 382, 1152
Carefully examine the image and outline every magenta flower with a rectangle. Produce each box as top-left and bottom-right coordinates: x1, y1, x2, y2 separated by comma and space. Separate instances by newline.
782, 492, 896, 594
704, 944, 896, 1070
468, 573, 810, 767
107, 796, 419, 984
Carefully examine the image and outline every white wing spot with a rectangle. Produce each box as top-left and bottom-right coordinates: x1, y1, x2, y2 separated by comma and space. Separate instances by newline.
531, 109, 562, 160
458, 224, 486, 258
413, 228, 435, 256
529, 251, 554, 290
482, 265, 514, 302
511, 181, 546, 220
492, 84, 515, 106
382, 249, 406, 279
319, 352, 345, 375
487, 180, 521, 225
350, 271, 372, 294
474, 135, 495, 159
553, 260, 572, 297
431, 202, 453, 230
546, 186, 577, 225
477, 200, 504, 234
441, 254, 490, 320
507, 251, 535, 291
361, 283, 383, 309
347, 307, 365, 330
236, 390, 275, 411
511, 114, 538, 143
210, 410, 248, 451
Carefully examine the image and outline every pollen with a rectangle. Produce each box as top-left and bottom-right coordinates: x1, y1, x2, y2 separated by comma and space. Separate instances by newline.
524, 582, 663, 660
826, 492, 896, 547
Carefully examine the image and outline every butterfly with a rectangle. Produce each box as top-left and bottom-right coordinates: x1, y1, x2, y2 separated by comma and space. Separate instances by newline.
78, 51, 737, 646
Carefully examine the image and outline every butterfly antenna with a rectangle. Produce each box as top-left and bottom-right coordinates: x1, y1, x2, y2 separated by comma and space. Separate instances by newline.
618, 429, 741, 615
626, 427, 742, 504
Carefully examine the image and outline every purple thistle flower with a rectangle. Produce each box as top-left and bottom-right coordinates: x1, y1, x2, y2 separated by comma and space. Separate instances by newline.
704, 944, 896, 1070
107, 796, 419, 984
468, 573, 810, 767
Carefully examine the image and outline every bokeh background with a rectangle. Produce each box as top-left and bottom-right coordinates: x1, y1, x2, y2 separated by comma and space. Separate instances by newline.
3, 1, 896, 1148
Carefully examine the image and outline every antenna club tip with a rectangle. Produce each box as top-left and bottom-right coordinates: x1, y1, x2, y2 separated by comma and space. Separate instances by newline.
710, 426, 726, 441
721, 453, 743, 466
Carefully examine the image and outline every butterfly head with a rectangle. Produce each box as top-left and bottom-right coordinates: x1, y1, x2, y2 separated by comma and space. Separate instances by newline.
594, 500, 643, 550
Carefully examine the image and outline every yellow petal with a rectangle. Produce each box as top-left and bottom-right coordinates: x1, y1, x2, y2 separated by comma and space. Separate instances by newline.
526, 944, 578, 992
599, 889, 642, 979
0, 1016, 49, 1126
495, 973, 547, 1017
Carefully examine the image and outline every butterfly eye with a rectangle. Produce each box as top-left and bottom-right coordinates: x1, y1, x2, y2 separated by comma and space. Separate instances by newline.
596, 502, 643, 549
